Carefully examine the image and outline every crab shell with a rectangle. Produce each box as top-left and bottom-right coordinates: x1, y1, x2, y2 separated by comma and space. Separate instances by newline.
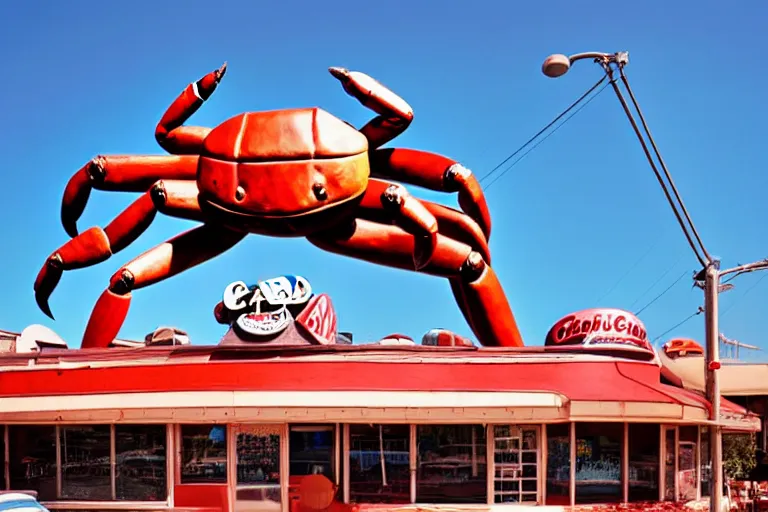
197, 107, 370, 234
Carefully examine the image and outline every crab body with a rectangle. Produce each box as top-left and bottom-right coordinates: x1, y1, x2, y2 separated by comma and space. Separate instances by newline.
34, 64, 519, 350
199, 108, 370, 235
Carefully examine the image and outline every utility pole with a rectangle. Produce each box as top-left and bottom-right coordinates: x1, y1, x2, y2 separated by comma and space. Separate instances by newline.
541, 50, 768, 512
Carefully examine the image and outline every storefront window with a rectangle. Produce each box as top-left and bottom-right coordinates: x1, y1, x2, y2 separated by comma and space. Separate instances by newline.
8, 425, 56, 500
575, 423, 622, 504
628, 423, 659, 502
416, 425, 486, 504
348, 424, 409, 504
545, 423, 570, 505
180, 425, 227, 483
60, 425, 112, 500
289, 425, 335, 482
235, 425, 281, 508
115, 425, 167, 501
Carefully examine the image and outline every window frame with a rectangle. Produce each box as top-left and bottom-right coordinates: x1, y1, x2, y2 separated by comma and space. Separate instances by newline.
3, 424, 172, 509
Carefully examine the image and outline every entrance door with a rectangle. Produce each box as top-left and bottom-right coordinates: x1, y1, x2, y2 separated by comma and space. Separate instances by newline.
233, 425, 283, 512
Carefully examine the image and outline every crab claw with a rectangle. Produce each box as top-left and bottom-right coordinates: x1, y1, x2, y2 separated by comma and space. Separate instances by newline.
196, 62, 228, 101
217, 62, 228, 80
34, 254, 64, 319
328, 66, 350, 81
33, 227, 113, 320
61, 160, 97, 237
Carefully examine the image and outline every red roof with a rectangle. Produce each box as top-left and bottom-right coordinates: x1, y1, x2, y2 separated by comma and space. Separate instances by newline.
0, 345, 734, 411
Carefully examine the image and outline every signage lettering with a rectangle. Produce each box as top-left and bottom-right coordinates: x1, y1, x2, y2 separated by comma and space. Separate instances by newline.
545, 308, 652, 353
218, 275, 314, 339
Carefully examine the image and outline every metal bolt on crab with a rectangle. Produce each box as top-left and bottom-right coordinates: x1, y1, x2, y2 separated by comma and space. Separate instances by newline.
34, 63, 524, 349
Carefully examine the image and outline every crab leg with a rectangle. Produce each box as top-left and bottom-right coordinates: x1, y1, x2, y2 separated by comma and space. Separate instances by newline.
81, 225, 246, 349
62, 155, 199, 237
35, 180, 203, 319
359, 179, 438, 270
371, 148, 492, 241
329, 67, 413, 149
308, 220, 523, 348
155, 63, 227, 155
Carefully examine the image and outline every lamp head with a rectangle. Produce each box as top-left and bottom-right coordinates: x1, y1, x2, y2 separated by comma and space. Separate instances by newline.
542, 54, 571, 78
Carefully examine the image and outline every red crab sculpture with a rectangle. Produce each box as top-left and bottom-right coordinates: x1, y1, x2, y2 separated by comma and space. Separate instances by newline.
34, 63, 524, 349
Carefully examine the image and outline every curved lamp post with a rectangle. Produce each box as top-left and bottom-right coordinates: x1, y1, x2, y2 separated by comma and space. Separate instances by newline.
541, 49, 768, 512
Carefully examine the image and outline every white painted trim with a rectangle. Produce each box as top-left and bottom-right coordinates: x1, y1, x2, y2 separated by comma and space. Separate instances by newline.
540, 423, 547, 505
622, 421, 628, 503
0, 391, 565, 413
342, 424, 350, 504
165, 424, 174, 508
409, 425, 416, 504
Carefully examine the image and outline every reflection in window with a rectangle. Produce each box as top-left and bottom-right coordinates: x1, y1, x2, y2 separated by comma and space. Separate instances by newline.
628, 423, 659, 502
493, 425, 539, 504
115, 425, 167, 501
8, 425, 57, 500
545, 424, 570, 505
678, 426, 698, 501
575, 423, 622, 504
236, 425, 281, 507
700, 426, 710, 497
416, 425, 486, 504
60, 425, 112, 500
181, 425, 227, 483
289, 425, 335, 481
348, 424, 409, 504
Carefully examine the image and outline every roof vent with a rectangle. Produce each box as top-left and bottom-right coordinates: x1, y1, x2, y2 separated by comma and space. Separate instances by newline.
421, 328, 475, 347
16, 324, 68, 353
145, 326, 191, 346
377, 333, 415, 345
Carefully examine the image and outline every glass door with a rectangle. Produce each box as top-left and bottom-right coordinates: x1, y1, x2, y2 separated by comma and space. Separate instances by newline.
234, 425, 283, 512
492, 425, 540, 504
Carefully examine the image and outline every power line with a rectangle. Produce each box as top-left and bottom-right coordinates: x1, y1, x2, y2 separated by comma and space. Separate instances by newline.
652, 307, 704, 343
721, 273, 768, 317
613, 66, 710, 268
481, 76, 610, 190
596, 236, 662, 304
635, 270, 688, 316
628, 254, 683, 309
480, 75, 606, 184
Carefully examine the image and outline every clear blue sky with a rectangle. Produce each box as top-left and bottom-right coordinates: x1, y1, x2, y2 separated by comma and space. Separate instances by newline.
1, 0, 767, 358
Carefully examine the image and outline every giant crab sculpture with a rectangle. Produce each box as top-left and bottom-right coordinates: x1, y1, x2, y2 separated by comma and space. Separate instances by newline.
34, 63, 524, 349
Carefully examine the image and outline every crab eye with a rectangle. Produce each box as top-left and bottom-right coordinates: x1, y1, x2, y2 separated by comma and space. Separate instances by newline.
313, 183, 328, 200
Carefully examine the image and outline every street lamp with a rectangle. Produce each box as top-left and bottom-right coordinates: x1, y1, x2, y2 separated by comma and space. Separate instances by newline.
542, 49, 768, 512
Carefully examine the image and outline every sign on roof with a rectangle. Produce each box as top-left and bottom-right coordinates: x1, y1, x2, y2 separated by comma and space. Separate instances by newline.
545, 308, 653, 354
